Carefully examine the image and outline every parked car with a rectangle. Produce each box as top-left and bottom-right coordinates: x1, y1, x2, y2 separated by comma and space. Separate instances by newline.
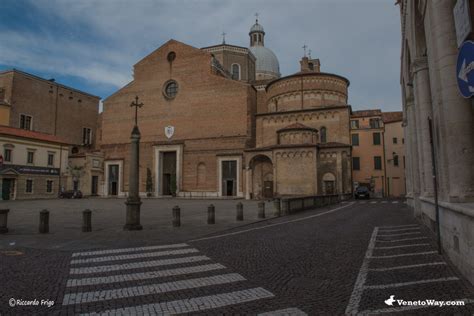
59, 190, 83, 199
354, 186, 370, 199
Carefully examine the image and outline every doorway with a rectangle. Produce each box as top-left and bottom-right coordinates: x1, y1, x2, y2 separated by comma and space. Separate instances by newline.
221, 160, 237, 196
263, 180, 273, 199
1, 178, 15, 200
91, 176, 99, 196
108, 164, 119, 196
161, 151, 177, 195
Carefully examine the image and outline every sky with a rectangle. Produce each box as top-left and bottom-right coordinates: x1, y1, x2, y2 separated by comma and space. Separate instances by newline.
0, 0, 402, 112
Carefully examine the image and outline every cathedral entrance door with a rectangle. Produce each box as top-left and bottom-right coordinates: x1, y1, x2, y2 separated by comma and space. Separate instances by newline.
108, 164, 119, 196
263, 180, 273, 199
161, 152, 177, 196
221, 160, 237, 196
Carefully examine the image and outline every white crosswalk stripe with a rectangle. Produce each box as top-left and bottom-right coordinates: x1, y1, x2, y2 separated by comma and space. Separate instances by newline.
63, 243, 304, 314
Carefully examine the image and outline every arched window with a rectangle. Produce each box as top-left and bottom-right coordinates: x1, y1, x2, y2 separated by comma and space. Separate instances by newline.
231, 63, 241, 80
320, 127, 327, 143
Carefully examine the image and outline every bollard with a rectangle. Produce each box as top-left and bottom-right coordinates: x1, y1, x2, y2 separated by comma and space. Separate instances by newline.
273, 199, 281, 217
172, 206, 181, 227
258, 201, 265, 219
236, 202, 243, 221
0, 209, 9, 233
82, 209, 92, 232
39, 209, 49, 234
207, 204, 215, 224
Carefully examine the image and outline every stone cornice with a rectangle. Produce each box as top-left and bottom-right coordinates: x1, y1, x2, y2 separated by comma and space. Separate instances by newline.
411, 57, 428, 74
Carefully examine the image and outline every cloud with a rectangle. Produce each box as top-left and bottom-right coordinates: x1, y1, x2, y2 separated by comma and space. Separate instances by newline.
1, 0, 402, 110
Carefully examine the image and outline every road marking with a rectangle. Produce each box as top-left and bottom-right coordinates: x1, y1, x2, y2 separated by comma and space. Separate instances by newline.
190, 202, 355, 242
345, 227, 379, 315
70, 248, 199, 265
71, 243, 189, 257
79, 287, 275, 316
369, 251, 438, 259
381, 201, 388, 204
370, 201, 377, 204
379, 224, 419, 229
70, 255, 211, 274
376, 237, 428, 243
359, 298, 474, 314
374, 243, 430, 249
258, 307, 308, 315
392, 201, 399, 204
377, 232, 421, 237
66, 263, 226, 287
364, 277, 459, 289
368, 262, 447, 272
378, 227, 420, 232
62, 273, 246, 305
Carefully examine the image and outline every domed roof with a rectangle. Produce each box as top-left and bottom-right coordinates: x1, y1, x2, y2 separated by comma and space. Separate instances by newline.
250, 22, 264, 34
249, 45, 280, 78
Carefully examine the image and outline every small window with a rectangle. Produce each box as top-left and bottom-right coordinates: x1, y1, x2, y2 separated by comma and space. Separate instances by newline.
373, 132, 381, 145
46, 180, 53, 193
20, 114, 33, 130
167, 51, 176, 63
48, 153, 55, 166
374, 156, 382, 170
320, 127, 327, 143
352, 157, 360, 170
26, 179, 33, 193
27, 151, 34, 164
402, 138, 405, 144
163, 80, 178, 99
4, 148, 12, 162
350, 120, 359, 129
393, 137, 397, 144
394, 155, 399, 167
351, 134, 359, 146
231, 64, 240, 80
82, 128, 92, 145
369, 118, 381, 129
308, 62, 314, 71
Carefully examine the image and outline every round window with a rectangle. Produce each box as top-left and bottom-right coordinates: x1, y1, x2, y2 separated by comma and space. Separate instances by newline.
163, 80, 178, 99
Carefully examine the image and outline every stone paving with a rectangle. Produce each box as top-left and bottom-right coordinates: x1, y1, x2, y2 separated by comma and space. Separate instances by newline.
0, 199, 473, 315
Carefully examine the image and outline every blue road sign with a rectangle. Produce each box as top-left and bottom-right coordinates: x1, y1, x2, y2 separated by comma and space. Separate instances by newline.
456, 40, 474, 98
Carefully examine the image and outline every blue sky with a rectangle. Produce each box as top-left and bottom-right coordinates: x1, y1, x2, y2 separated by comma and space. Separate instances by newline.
0, 0, 402, 112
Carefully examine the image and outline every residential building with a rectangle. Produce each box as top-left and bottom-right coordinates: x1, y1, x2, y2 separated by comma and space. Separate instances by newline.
382, 112, 406, 197
0, 125, 69, 200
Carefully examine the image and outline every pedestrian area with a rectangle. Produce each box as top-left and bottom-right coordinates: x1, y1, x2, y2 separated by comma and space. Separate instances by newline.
59, 243, 307, 315
345, 224, 474, 315
342, 200, 401, 205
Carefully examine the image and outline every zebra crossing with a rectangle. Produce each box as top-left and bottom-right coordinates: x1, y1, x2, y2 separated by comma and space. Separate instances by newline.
62, 243, 307, 315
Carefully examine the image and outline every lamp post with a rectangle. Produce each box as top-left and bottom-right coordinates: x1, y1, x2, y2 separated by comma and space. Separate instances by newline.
124, 96, 144, 231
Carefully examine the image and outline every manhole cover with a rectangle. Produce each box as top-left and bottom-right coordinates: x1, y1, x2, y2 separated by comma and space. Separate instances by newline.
1, 251, 24, 256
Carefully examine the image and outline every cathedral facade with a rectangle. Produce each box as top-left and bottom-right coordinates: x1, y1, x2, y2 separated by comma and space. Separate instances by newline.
99, 19, 352, 199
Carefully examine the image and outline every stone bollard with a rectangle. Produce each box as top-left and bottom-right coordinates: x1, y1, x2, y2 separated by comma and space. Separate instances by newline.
236, 202, 243, 221
39, 209, 49, 234
207, 204, 215, 224
82, 209, 92, 232
258, 201, 265, 219
172, 206, 181, 227
0, 209, 9, 233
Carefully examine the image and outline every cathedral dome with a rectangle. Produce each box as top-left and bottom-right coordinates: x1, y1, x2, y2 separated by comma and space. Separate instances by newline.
249, 46, 280, 79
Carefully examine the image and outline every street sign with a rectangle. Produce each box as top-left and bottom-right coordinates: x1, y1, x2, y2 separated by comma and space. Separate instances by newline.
456, 40, 474, 98
454, 0, 472, 47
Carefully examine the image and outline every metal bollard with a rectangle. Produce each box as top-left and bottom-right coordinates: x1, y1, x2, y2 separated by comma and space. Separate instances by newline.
236, 202, 243, 221
172, 206, 181, 227
82, 209, 92, 232
207, 204, 215, 224
258, 201, 265, 219
39, 209, 49, 234
0, 209, 9, 233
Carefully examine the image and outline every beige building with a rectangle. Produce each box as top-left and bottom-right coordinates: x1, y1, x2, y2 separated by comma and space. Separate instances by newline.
0, 69, 103, 197
99, 19, 353, 199
382, 112, 406, 197
0, 125, 69, 200
399, 0, 474, 283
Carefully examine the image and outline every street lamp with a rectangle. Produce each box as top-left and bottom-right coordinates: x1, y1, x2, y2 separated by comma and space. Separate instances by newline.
124, 96, 144, 231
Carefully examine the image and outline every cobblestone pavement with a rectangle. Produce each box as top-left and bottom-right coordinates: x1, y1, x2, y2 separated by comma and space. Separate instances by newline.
0, 199, 473, 315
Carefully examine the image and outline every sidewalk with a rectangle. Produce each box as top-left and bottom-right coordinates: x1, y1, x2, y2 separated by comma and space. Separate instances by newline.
0, 198, 277, 251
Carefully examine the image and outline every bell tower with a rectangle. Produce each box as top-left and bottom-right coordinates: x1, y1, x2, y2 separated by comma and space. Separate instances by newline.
249, 13, 265, 47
